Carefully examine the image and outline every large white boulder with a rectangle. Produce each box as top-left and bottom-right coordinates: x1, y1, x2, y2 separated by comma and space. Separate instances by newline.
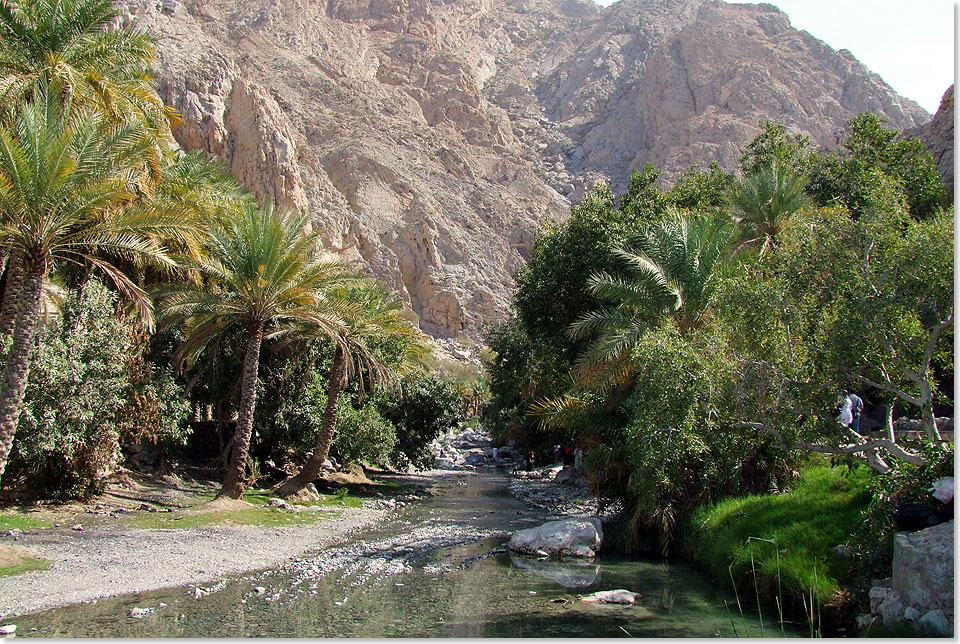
508, 518, 603, 558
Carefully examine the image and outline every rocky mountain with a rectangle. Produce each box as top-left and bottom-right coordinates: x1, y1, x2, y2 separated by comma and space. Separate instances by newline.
117, 0, 932, 339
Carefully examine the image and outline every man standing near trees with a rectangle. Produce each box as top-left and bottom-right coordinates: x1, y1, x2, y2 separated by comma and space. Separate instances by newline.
843, 391, 865, 435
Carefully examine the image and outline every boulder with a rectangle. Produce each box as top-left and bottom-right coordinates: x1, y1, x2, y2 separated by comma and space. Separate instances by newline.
508, 518, 602, 558
580, 589, 640, 605
129, 607, 154, 618
917, 609, 953, 637
0, 625, 15, 635
892, 521, 954, 611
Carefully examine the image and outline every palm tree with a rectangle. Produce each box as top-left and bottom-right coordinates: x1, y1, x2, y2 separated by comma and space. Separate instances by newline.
0, 0, 177, 337
567, 211, 734, 389
159, 202, 352, 499
0, 0, 173, 131
728, 161, 810, 256
276, 283, 425, 498
531, 211, 733, 430
0, 86, 186, 485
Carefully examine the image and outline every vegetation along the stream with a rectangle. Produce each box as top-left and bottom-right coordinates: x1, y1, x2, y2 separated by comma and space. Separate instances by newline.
0, 0, 953, 638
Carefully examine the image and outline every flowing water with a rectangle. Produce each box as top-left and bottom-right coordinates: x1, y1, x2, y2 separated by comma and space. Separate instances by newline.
12, 472, 801, 637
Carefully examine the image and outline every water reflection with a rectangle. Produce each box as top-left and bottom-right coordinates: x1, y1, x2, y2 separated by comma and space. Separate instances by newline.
509, 551, 602, 589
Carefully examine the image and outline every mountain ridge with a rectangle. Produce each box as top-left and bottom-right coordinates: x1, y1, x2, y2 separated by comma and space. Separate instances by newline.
117, 0, 934, 338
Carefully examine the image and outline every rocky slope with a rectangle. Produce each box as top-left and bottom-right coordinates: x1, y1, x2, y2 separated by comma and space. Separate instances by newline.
916, 85, 954, 194
118, 0, 932, 338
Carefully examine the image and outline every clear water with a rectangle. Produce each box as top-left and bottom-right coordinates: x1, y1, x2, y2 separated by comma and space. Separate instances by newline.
12, 473, 801, 637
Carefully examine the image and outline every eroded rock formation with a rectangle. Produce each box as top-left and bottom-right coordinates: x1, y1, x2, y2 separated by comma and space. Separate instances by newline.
118, 0, 932, 337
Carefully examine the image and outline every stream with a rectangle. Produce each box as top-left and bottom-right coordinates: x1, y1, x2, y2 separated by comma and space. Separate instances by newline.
11, 471, 801, 637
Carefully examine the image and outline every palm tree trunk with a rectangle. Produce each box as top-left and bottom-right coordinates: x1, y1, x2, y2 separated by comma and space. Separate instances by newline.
0, 267, 45, 486
276, 344, 347, 497
0, 252, 25, 341
218, 322, 264, 499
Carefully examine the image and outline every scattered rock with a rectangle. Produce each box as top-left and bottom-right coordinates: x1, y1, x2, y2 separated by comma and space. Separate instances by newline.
0, 624, 16, 635
903, 606, 920, 622
267, 498, 290, 509
580, 589, 640, 605
129, 607, 153, 618
253, 586, 266, 595
71, 524, 83, 532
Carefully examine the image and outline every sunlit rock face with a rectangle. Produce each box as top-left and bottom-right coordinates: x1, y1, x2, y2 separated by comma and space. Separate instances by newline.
118, 0, 929, 338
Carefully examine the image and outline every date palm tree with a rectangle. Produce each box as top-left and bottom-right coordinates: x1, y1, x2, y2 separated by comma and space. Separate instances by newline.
0, 86, 186, 485
159, 201, 353, 499
531, 211, 733, 428
0, 0, 173, 132
276, 283, 425, 497
728, 160, 810, 256
0, 0, 178, 337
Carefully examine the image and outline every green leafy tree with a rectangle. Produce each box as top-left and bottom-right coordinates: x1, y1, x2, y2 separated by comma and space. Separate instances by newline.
159, 202, 349, 499
739, 120, 813, 176
382, 374, 465, 469
808, 113, 948, 219
0, 86, 185, 486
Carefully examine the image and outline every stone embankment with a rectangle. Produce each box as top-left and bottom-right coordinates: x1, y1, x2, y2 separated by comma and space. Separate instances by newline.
859, 520, 954, 636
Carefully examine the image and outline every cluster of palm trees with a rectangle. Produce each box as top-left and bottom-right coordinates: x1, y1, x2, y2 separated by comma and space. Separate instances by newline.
0, 0, 424, 499
532, 164, 810, 427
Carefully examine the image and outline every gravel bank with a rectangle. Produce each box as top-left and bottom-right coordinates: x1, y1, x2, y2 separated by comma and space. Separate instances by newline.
0, 470, 472, 619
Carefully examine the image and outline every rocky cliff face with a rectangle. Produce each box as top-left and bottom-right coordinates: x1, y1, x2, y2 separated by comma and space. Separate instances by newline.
117, 0, 931, 338
916, 85, 954, 194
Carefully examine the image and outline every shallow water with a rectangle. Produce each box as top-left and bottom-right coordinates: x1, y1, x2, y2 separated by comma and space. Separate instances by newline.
12, 472, 801, 638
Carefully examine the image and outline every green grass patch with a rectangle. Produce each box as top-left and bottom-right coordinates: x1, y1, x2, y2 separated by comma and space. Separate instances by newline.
0, 556, 50, 577
0, 513, 51, 531
126, 489, 360, 529
683, 464, 873, 604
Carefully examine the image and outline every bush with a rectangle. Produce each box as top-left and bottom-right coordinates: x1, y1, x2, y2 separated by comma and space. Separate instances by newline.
10, 280, 133, 498
331, 395, 397, 467
382, 375, 464, 469
853, 441, 954, 576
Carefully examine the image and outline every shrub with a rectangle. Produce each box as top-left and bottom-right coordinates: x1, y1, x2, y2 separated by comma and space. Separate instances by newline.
382, 375, 464, 469
10, 280, 132, 498
331, 395, 397, 467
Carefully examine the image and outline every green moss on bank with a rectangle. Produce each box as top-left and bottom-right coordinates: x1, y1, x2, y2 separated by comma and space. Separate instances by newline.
683, 464, 873, 603
0, 513, 51, 531
0, 555, 50, 577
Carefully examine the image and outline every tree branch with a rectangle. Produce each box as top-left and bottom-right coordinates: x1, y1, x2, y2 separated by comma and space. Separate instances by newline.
733, 421, 925, 469
852, 374, 922, 407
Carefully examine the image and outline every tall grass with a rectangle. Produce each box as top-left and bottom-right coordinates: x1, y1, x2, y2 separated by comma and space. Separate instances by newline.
683, 464, 872, 604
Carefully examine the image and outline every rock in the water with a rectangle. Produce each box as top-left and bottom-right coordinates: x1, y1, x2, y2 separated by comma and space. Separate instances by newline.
0, 624, 16, 635
508, 518, 602, 558
580, 589, 640, 605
